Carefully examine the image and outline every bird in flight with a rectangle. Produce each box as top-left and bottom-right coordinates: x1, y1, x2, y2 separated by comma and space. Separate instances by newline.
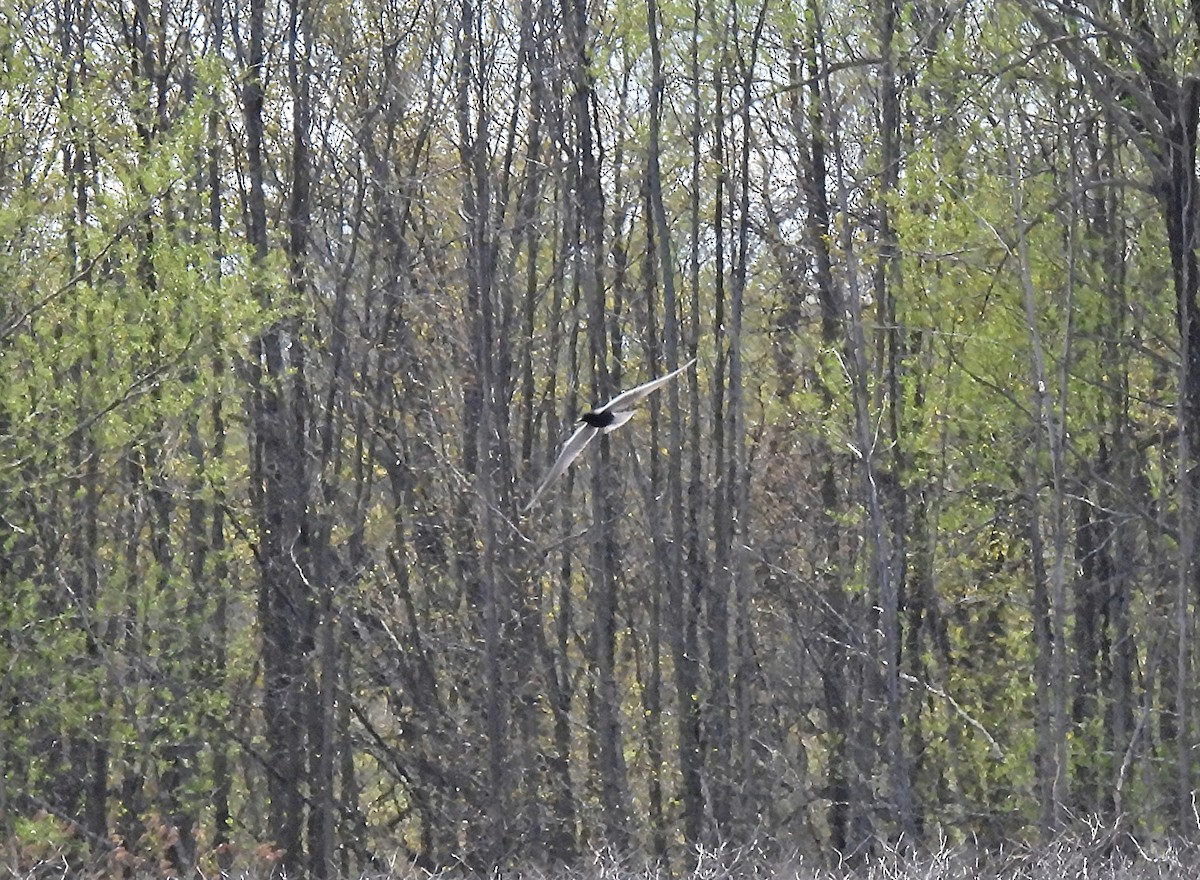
524, 358, 696, 512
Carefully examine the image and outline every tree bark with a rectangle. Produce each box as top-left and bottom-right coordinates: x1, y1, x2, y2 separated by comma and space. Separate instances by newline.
644, 0, 688, 859
1008, 120, 1071, 835
874, 0, 916, 844
243, 0, 316, 866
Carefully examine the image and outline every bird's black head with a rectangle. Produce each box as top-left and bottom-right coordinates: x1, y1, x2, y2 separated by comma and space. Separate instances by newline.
581, 410, 615, 428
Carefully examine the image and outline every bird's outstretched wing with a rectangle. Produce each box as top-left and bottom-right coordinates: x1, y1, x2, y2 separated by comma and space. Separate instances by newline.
601, 357, 696, 412
523, 423, 600, 512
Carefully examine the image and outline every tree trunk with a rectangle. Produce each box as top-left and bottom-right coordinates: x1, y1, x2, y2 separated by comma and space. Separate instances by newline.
873, 0, 916, 844
243, 0, 314, 866
204, 0, 233, 865
675, 0, 709, 848
1008, 124, 1070, 834
562, 0, 633, 847
645, 0, 690, 858
59, 0, 108, 844
728, 4, 766, 835
796, 0, 857, 852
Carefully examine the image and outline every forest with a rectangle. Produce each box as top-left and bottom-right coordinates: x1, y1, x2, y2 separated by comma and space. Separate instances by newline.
4, 0, 1200, 876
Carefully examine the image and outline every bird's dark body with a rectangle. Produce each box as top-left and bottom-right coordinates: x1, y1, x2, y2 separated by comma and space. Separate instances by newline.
581, 410, 616, 428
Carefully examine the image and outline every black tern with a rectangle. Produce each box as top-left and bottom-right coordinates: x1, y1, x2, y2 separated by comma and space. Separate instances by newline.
523, 358, 696, 512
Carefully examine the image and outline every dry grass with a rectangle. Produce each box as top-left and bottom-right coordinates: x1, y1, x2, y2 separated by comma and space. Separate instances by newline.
390, 835, 1200, 880
7, 834, 1200, 880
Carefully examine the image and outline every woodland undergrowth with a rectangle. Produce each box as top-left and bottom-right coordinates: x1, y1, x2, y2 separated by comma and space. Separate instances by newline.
8, 831, 1200, 880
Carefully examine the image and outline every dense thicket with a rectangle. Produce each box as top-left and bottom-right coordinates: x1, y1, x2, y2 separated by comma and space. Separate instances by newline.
2, 0, 1199, 876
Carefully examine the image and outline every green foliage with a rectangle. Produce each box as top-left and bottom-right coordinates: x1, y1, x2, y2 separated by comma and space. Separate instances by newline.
2, 0, 1199, 871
